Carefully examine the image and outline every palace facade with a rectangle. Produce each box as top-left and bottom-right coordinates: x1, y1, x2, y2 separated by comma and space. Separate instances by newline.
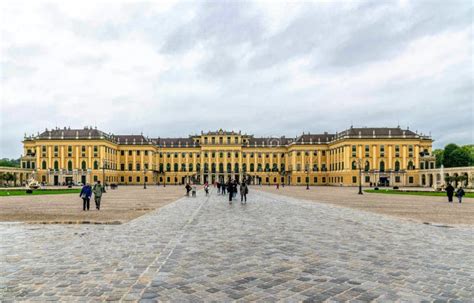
21, 126, 435, 187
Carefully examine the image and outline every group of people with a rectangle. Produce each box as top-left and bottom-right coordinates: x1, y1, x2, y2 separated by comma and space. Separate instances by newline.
184, 179, 250, 204
216, 179, 249, 204
445, 183, 465, 203
79, 181, 105, 211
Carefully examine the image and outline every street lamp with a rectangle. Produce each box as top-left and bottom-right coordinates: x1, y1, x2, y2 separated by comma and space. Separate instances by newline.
305, 163, 309, 190
102, 159, 106, 185
357, 158, 363, 195
143, 168, 147, 189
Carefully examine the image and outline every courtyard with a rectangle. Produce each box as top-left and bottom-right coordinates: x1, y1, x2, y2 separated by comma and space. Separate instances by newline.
1, 186, 473, 302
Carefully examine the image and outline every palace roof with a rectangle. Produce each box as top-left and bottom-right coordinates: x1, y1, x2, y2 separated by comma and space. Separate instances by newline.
338, 127, 423, 138
37, 127, 109, 140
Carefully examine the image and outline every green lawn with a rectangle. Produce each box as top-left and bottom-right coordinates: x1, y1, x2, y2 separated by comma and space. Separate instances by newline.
364, 189, 474, 198
0, 188, 81, 197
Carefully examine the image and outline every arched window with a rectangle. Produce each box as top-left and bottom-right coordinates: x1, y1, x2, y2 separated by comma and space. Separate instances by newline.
181, 163, 186, 172
242, 163, 247, 172
54, 160, 59, 170
204, 163, 209, 172
159, 163, 164, 172
93, 161, 99, 170
42, 160, 47, 170
352, 161, 357, 170
68, 161, 73, 171
395, 161, 400, 171
364, 161, 370, 171
257, 164, 262, 172
227, 163, 231, 173
379, 161, 385, 172
313, 164, 318, 171
272, 163, 278, 172
81, 161, 87, 170
265, 163, 270, 172
250, 163, 255, 172
408, 161, 414, 170
211, 163, 216, 173
166, 163, 171, 172
219, 163, 224, 173
196, 163, 201, 172
189, 163, 193, 172
174, 163, 178, 172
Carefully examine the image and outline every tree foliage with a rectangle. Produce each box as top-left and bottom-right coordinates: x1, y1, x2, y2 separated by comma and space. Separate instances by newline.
0, 158, 20, 167
436, 144, 473, 168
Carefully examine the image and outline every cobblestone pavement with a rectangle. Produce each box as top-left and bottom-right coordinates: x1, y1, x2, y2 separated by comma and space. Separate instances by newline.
1, 189, 473, 302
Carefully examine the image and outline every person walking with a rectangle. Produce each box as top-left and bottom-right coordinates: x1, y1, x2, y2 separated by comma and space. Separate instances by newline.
204, 182, 209, 196
221, 182, 226, 195
231, 180, 236, 198
240, 181, 248, 204
92, 180, 105, 210
445, 183, 455, 203
216, 182, 221, 195
79, 183, 92, 211
185, 183, 191, 196
192, 184, 197, 197
228, 180, 233, 203
456, 187, 465, 203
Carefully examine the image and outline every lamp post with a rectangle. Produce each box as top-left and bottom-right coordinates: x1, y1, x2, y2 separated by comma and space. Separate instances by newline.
305, 163, 309, 190
357, 158, 363, 195
143, 168, 147, 189
102, 159, 106, 185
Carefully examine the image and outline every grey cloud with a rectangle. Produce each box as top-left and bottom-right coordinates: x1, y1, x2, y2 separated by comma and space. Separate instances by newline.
161, 0, 263, 54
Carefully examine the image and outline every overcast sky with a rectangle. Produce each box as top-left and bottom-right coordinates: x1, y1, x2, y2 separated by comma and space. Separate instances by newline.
1, 0, 472, 158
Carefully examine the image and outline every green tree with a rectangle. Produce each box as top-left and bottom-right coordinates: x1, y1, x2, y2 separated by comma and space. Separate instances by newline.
0, 158, 20, 167
433, 149, 444, 167
460, 145, 474, 166
443, 143, 460, 167
447, 148, 471, 167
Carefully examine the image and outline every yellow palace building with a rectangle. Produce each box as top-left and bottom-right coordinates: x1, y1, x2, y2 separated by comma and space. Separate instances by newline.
21, 126, 435, 187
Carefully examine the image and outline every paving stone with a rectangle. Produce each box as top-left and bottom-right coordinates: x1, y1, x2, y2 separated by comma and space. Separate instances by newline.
1, 188, 473, 301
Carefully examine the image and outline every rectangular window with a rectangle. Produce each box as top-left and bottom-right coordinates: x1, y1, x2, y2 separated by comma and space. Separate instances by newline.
128, 163, 132, 171
352, 176, 357, 183
408, 145, 414, 157
313, 177, 317, 183
136, 164, 141, 171
395, 145, 400, 157
129, 150, 132, 156
121, 150, 125, 156
352, 145, 356, 157
395, 176, 401, 183
137, 150, 140, 156
297, 177, 301, 183
68, 146, 73, 157
322, 177, 326, 183
380, 145, 385, 157
128, 176, 132, 182
81, 146, 85, 157
409, 176, 414, 183
365, 145, 370, 157
93, 146, 98, 157
322, 151, 326, 156
137, 176, 140, 183
144, 151, 148, 156
120, 164, 125, 171
54, 146, 59, 157
365, 176, 370, 183
121, 176, 124, 182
